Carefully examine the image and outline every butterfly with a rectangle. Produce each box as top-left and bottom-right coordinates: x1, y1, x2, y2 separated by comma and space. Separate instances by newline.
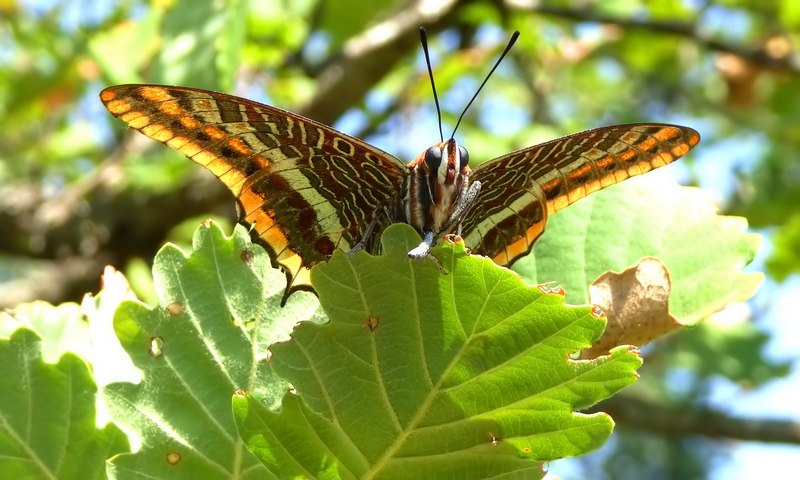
100, 37, 699, 305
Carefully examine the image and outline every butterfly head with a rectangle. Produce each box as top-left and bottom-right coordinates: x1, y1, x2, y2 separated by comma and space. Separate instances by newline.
406, 138, 473, 237
422, 138, 470, 187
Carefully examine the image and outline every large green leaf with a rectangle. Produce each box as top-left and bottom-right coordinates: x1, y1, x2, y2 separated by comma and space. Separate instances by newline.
513, 176, 762, 324
237, 224, 641, 479
0, 329, 129, 479
103, 222, 323, 478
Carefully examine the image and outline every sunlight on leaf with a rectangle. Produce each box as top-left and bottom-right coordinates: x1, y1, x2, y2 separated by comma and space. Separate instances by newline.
103, 222, 323, 478
0, 301, 90, 363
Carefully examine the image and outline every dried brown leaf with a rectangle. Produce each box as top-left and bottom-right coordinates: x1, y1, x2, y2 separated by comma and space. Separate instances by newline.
582, 257, 682, 358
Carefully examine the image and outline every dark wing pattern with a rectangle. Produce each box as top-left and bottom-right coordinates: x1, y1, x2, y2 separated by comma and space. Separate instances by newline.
462, 124, 701, 265
100, 85, 407, 299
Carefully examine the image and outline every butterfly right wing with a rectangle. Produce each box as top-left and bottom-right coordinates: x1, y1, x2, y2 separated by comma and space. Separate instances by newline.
462, 124, 701, 266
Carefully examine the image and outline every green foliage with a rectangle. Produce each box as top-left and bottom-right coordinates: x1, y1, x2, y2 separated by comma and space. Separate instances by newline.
91, 0, 247, 91
767, 213, 800, 281
674, 321, 790, 384
0, 328, 129, 479
0, 201, 761, 477
514, 176, 763, 324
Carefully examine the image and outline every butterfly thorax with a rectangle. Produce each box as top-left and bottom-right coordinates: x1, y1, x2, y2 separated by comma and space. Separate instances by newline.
404, 138, 472, 240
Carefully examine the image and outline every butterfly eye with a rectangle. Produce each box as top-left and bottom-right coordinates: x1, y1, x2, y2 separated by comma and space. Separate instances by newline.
458, 146, 470, 168
424, 146, 442, 171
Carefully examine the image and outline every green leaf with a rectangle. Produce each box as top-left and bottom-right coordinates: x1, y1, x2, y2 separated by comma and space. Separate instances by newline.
513, 176, 763, 324
93, 0, 239, 89
767, 212, 800, 280
104, 222, 323, 478
90, 5, 164, 85
80, 267, 142, 388
215, 0, 248, 92
0, 301, 90, 363
0, 329, 129, 479
246, 224, 641, 479
233, 393, 363, 479
156, 0, 231, 89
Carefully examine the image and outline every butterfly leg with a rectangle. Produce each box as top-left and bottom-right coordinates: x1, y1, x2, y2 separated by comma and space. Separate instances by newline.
350, 205, 395, 254
442, 180, 481, 234
407, 230, 447, 273
407, 230, 434, 259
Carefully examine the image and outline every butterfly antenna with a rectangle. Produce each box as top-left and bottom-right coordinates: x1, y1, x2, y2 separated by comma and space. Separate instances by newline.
450, 30, 520, 139
420, 27, 444, 142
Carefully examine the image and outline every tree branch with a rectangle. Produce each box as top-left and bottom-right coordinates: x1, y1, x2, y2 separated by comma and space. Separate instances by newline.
595, 394, 800, 444
508, 1, 800, 73
0, 255, 107, 308
299, 0, 461, 124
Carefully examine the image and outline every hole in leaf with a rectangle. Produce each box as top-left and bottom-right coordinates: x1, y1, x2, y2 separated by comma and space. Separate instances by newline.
149, 336, 164, 357
537, 282, 565, 296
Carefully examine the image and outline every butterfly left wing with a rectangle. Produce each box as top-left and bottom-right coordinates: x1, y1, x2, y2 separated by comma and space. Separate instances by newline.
461, 123, 700, 265
100, 85, 408, 303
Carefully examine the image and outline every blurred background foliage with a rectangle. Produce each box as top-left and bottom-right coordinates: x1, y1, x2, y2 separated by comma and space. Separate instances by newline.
1, 0, 799, 478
